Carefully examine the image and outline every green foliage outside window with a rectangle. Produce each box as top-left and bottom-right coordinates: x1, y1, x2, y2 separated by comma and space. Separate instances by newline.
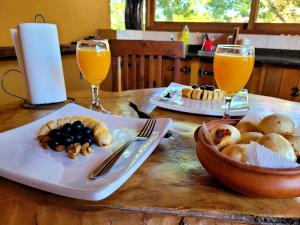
110, 0, 300, 30
110, 0, 125, 30
155, 0, 299, 23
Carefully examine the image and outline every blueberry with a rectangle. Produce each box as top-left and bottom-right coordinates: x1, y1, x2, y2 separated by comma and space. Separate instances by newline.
62, 123, 72, 133
82, 127, 93, 136
62, 131, 71, 137
48, 140, 60, 149
73, 132, 83, 142
71, 121, 84, 131
191, 84, 199, 89
63, 135, 75, 146
205, 85, 215, 91
200, 86, 205, 90
49, 129, 62, 139
81, 136, 94, 146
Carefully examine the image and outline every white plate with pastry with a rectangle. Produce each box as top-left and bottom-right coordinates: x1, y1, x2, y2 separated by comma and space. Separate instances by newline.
0, 103, 172, 201
149, 82, 249, 117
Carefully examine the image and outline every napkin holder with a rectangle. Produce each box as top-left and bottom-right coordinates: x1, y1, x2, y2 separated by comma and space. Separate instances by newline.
10, 17, 67, 105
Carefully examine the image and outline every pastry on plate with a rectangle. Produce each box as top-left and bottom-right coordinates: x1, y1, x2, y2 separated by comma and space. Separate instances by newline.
210, 124, 241, 150
257, 133, 296, 162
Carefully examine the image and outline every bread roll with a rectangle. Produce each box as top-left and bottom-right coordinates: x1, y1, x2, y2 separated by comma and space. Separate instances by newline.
236, 121, 257, 133
239, 132, 263, 144
257, 133, 297, 161
222, 144, 249, 163
257, 114, 295, 135
210, 124, 241, 150
284, 134, 300, 157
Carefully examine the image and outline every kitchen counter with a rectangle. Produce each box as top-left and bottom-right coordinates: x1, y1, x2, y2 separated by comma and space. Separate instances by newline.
1, 44, 299, 67
187, 47, 300, 67
0, 44, 76, 60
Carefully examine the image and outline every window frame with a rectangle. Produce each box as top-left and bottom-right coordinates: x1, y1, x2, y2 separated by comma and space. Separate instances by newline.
145, 0, 300, 35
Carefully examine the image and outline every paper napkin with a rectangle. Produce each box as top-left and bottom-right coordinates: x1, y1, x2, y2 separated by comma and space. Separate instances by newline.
247, 142, 299, 168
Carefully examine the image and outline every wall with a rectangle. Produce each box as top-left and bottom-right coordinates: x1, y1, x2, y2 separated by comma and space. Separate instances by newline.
0, 0, 110, 106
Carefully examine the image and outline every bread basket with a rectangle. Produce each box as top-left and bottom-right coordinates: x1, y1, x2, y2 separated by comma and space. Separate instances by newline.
194, 119, 300, 198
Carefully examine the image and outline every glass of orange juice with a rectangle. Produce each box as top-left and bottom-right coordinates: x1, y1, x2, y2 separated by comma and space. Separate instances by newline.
213, 45, 255, 118
76, 39, 111, 113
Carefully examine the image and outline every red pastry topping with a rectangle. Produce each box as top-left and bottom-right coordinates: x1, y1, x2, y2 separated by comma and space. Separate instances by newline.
214, 129, 232, 145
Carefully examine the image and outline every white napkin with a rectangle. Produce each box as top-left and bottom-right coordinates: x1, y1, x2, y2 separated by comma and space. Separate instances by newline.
247, 142, 299, 168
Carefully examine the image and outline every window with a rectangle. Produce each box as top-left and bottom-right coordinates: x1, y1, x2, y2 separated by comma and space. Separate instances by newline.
110, 0, 125, 30
155, 0, 251, 23
257, 0, 300, 23
146, 0, 300, 34
110, 0, 300, 34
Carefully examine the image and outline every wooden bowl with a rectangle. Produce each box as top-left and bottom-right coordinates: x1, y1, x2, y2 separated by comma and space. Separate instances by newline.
194, 119, 300, 198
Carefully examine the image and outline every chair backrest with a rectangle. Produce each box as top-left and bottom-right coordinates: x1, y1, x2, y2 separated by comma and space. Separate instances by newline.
109, 40, 185, 91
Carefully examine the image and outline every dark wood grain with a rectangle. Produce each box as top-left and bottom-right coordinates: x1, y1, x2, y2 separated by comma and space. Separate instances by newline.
1, 89, 300, 224
109, 40, 185, 91
109, 40, 185, 58
278, 68, 300, 101
157, 56, 163, 87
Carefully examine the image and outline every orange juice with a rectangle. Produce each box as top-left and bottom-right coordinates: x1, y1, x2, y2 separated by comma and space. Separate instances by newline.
77, 48, 111, 85
214, 53, 254, 96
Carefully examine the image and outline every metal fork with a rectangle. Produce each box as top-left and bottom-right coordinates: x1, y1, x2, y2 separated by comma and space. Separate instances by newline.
89, 119, 156, 180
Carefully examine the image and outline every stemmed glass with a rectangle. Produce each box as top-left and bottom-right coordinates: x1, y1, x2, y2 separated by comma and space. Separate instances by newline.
76, 39, 111, 113
213, 45, 255, 118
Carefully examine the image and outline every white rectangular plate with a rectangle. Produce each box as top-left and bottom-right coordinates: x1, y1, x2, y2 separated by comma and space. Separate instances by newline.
0, 104, 172, 201
150, 83, 249, 117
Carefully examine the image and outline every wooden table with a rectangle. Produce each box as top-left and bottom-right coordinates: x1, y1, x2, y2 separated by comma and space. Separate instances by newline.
1, 88, 300, 225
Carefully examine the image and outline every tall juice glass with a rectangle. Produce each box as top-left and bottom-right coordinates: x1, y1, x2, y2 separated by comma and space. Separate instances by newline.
76, 40, 111, 113
213, 45, 255, 118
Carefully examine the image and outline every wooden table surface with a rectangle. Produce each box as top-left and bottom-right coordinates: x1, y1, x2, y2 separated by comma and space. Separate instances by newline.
1, 88, 300, 225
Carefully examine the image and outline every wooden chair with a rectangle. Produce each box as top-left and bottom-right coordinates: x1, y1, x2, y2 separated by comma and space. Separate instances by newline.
109, 40, 185, 91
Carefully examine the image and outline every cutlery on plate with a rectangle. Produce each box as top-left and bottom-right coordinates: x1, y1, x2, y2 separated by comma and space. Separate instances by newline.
129, 102, 172, 138
89, 118, 156, 179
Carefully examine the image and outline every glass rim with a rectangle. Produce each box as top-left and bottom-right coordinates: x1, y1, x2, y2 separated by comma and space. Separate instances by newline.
77, 39, 109, 49
216, 44, 254, 49
77, 39, 108, 44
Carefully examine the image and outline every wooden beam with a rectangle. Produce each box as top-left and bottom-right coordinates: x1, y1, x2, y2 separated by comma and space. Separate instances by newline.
248, 0, 260, 30
145, 0, 155, 29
